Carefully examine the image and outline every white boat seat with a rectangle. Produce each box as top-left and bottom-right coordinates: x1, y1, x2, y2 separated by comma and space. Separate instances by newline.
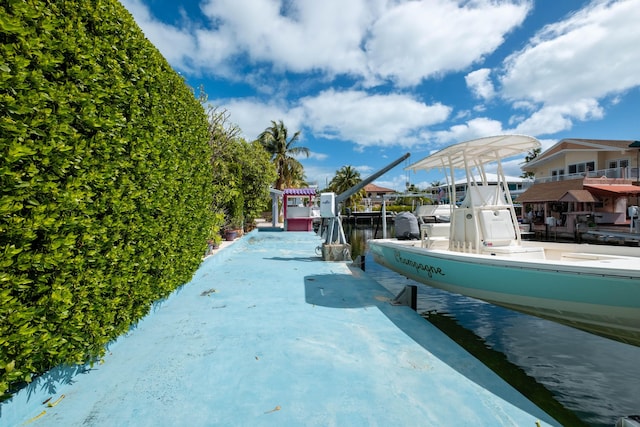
479, 209, 516, 247
420, 223, 450, 248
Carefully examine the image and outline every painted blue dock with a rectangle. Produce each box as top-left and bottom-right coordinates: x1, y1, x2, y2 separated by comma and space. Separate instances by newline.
2, 231, 558, 426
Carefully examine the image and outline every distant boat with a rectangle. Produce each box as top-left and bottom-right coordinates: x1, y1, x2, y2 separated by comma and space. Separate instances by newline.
369, 135, 640, 347
413, 204, 451, 223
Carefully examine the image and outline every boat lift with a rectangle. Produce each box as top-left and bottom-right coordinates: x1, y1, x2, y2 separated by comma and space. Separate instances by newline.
319, 153, 410, 261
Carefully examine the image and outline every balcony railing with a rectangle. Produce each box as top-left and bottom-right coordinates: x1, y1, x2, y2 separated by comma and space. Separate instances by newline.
534, 167, 640, 184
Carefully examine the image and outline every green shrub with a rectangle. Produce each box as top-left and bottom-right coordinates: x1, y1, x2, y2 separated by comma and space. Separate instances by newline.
0, 0, 214, 398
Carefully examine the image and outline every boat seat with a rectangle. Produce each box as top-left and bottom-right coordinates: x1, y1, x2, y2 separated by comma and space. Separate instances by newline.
479, 209, 516, 247
420, 223, 450, 248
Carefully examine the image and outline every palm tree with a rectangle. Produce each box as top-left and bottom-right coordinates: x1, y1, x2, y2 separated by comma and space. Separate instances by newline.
258, 120, 310, 190
281, 160, 307, 188
328, 165, 364, 209
521, 147, 541, 179
329, 165, 361, 193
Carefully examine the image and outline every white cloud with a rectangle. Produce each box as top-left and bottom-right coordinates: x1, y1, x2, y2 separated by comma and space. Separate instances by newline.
431, 117, 505, 145
120, 0, 199, 73
300, 164, 335, 187
123, 0, 531, 88
307, 152, 328, 161
214, 90, 451, 151
512, 99, 604, 136
466, 68, 495, 100
498, 0, 640, 132
366, 0, 530, 86
501, 0, 640, 103
300, 89, 451, 148
354, 164, 375, 176
197, 0, 376, 77
209, 97, 306, 141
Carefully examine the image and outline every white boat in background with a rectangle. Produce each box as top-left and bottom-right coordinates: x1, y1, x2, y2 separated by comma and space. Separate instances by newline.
414, 204, 451, 223
368, 135, 640, 347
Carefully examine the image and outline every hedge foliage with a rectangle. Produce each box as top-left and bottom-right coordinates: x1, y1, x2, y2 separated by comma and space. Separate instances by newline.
204, 106, 276, 229
0, 0, 214, 398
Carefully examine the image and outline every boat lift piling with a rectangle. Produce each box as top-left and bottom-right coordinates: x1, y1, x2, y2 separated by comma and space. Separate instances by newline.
320, 153, 410, 261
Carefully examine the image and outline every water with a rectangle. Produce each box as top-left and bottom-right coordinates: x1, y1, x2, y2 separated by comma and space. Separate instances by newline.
347, 225, 640, 427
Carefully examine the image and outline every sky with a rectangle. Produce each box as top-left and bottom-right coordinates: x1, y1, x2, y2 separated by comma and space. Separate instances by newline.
119, 0, 640, 191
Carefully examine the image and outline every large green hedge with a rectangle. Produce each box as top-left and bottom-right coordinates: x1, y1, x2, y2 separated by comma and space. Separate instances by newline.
0, 0, 214, 398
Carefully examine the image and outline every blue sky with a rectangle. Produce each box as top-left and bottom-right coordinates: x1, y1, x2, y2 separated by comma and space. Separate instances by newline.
120, 0, 640, 190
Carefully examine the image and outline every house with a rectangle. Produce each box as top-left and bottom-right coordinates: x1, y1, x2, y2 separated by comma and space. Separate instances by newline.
452, 173, 532, 202
363, 183, 396, 206
518, 138, 640, 234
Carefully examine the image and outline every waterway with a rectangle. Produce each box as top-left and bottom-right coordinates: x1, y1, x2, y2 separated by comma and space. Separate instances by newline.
346, 225, 640, 427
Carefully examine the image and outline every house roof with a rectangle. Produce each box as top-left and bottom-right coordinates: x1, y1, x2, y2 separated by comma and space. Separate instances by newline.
584, 184, 640, 196
364, 183, 396, 193
524, 138, 637, 171
517, 178, 640, 203
516, 179, 585, 203
559, 190, 598, 203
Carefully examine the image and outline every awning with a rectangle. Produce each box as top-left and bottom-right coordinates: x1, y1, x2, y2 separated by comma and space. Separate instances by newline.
559, 190, 597, 203
584, 184, 640, 195
283, 188, 316, 196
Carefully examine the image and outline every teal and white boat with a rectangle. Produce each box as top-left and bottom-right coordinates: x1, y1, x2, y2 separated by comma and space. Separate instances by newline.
369, 135, 640, 347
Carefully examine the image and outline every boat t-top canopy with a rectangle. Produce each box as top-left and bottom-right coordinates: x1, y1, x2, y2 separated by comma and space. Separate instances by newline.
403, 135, 541, 251
405, 134, 541, 172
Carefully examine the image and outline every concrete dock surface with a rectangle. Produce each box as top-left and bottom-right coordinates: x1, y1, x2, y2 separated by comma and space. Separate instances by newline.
2, 230, 559, 426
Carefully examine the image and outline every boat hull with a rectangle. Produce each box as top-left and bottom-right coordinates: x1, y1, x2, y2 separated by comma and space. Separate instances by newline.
369, 240, 640, 347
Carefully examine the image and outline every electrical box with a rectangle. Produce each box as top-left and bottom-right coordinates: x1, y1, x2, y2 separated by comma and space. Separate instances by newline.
320, 192, 335, 217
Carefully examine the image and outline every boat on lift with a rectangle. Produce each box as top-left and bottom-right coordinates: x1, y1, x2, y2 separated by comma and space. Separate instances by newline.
368, 135, 640, 347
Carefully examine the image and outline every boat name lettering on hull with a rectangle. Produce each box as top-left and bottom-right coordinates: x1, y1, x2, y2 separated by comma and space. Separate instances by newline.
393, 250, 445, 278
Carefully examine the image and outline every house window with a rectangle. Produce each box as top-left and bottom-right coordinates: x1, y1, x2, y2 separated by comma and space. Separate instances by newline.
607, 159, 630, 178
609, 159, 629, 169
568, 161, 595, 175
551, 168, 565, 181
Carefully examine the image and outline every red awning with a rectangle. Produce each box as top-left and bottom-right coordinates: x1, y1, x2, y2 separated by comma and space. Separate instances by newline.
584, 184, 640, 195
283, 188, 316, 196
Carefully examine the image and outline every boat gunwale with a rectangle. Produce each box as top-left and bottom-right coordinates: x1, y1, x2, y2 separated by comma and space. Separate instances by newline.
369, 239, 640, 279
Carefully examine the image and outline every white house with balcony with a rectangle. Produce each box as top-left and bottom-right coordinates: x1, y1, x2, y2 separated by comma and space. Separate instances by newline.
518, 138, 640, 234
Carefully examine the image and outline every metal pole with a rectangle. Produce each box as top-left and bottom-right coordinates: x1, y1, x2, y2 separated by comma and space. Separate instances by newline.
382, 199, 387, 238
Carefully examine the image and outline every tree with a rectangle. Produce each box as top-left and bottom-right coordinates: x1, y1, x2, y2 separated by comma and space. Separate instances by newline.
258, 120, 309, 190
327, 165, 364, 210
0, 0, 216, 396
233, 140, 277, 227
204, 103, 276, 231
521, 148, 541, 179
